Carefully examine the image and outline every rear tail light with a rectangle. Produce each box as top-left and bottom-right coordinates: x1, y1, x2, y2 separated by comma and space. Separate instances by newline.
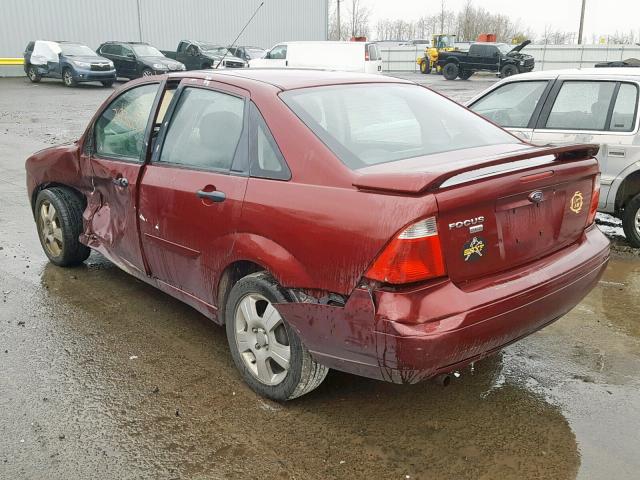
365, 49, 370, 61
587, 174, 600, 226
365, 217, 446, 284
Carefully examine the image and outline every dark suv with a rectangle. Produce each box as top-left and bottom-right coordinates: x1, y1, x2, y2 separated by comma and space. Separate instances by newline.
97, 42, 185, 79
24, 40, 116, 87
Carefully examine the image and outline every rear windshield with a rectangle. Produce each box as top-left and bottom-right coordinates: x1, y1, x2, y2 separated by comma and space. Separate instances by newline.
280, 83, 518, 169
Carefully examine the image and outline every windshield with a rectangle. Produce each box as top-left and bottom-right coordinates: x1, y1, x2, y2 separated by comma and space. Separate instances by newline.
497, 44, 513, 54
60, 44, 97, 57
281, 84, 519, 169
245, 48, 266, 59
132, 45, 163, 57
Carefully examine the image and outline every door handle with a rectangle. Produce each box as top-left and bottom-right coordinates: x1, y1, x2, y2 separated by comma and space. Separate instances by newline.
112, 177, 129, 187
196, 190, 226, 202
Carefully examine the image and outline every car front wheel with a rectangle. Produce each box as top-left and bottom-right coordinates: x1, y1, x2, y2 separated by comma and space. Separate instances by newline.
35, 188, 90, 266
459, 69, 474, 80
141, 68, 154, 77
225, 272, 328, 401
622, 193, 640, 248
62, 68, 76, 87
442, 62, 459, 80
500, 64, 519, 78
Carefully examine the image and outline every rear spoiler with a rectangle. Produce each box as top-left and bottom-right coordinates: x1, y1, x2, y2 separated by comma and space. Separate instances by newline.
352, 144, 599, 195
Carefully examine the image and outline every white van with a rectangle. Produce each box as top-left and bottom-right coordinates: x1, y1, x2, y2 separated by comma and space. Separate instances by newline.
248, 41, 382, 74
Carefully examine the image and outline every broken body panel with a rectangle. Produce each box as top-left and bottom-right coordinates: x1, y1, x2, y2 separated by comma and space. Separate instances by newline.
26, 70, 609, 384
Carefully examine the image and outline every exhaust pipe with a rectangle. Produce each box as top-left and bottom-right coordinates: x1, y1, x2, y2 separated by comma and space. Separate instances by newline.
432, 373, 452, 387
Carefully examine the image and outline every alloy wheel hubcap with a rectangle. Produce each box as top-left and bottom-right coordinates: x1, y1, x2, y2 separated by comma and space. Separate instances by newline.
143, 70, 152, 76
234, 293, 291, 386
39, 201, 63, 257
635, 208, 640, 236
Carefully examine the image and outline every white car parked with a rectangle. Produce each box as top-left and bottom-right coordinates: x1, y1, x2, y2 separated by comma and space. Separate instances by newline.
468, 68, 640, 246
248, 41, 382, 74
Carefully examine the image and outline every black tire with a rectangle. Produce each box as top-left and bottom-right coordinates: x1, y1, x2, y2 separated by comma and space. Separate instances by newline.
101, 80, 114, 87
202, 63, 212, 70
442, 62, 459, 80
622, 193, 640, 248
27, 65, 41, 83
419, 60, 431, 74
500, 64, 519, 78
62, 68, 76, 87
35, 188, 90, 267
225, 272, 328, 401
459, 69, 474, 80
141, 68, 154, 77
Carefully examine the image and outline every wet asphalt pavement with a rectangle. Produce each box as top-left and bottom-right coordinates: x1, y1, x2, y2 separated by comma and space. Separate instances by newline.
1, 74, 639, 480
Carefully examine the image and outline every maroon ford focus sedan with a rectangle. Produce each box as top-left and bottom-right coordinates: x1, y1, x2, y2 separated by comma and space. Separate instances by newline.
26, 69, 609, 400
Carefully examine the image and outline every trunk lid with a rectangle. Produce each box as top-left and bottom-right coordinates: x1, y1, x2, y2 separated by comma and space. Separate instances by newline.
354, 143, 600, 284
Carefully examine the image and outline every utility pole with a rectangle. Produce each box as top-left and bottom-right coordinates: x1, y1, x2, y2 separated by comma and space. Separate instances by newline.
336, 0, 341, 40
578, 0, 586, 44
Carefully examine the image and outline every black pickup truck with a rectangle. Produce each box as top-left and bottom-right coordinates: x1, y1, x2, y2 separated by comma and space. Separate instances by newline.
161, 40, 247, 70
437, 40, 534, 80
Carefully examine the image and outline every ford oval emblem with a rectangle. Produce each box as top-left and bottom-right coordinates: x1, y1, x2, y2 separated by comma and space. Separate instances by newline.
528, 190, 544, 203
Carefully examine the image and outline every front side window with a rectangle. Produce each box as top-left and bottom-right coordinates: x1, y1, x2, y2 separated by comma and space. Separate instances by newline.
544, 81, 616, 131
269, 45, 287, 60
159, 87, 245, 171
94, 83, 158, 160
470, 81, 549, 128
281, 83, 519, 169
610, 83, 639, 132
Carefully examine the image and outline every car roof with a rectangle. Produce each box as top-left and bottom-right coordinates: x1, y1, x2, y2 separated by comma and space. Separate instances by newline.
166, 68, 410, 91
102, 41, 149, 45
502, 67, 640, 81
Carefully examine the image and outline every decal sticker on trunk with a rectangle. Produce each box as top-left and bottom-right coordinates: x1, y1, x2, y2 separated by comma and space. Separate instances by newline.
570, 191, 584, 214
463, 237, 485, 262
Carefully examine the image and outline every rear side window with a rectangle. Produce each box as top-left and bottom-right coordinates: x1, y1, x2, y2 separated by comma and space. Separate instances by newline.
367, 44, 380, 61
610, 83, 638, 132
281, 83, 518, 169
470, 81, 549, 128
544, 81, 616, 130
158, 87, 245, 171
249, 102, 290, 180
94, 83, 158, 160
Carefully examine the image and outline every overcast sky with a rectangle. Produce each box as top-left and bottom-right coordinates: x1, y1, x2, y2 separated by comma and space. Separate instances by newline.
361, 0, 640, 41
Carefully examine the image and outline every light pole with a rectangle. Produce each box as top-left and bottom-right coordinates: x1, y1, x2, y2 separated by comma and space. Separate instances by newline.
337, 0, 341, 40
578, 0, 586, 44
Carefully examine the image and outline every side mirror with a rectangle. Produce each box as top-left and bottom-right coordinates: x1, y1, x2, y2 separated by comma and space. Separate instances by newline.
264, 51, 271, 59
127, 53, 135, 59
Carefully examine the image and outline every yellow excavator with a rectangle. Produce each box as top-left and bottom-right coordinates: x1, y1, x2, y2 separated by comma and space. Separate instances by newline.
417, 34, 457, 74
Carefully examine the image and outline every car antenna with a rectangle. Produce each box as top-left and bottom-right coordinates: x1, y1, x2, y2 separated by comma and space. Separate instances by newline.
215, 1, 265, 69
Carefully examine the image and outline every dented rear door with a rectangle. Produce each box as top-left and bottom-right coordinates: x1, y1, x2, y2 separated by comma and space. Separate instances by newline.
138, 80, 250, 308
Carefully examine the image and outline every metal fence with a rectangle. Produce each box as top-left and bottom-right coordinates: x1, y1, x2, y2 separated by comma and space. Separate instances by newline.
380, 44, 640, 72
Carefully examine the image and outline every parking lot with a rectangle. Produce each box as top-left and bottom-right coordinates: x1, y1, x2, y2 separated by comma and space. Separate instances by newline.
1, 73, 639, 479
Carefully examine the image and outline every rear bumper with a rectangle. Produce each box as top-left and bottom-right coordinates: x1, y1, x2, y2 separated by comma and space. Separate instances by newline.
277, 226, 609, 383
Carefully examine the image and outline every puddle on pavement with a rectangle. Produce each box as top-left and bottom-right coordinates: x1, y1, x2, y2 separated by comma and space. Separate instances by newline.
1, 250, 638, 479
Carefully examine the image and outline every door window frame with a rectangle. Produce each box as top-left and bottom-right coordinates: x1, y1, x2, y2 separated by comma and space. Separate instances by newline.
150, 82, 250, 176
535, 79, 640, 134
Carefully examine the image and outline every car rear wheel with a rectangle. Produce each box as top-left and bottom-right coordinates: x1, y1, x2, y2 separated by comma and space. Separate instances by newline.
35, 188, 90, 266
101, 80, 114, 87
62, 68, 76, 87
27, 65, 41, 83
442, 62, 459, 80
420, 60, 431, 74
459, 69, 474, 80
500, 64, 519, 78
141, 68, 154, 77
202, 63, 212, 70
622, 193, 640, 248
225, 272, 328, 401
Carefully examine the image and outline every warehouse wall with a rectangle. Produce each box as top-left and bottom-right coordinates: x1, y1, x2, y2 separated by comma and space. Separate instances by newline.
0, 0, 328, 76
